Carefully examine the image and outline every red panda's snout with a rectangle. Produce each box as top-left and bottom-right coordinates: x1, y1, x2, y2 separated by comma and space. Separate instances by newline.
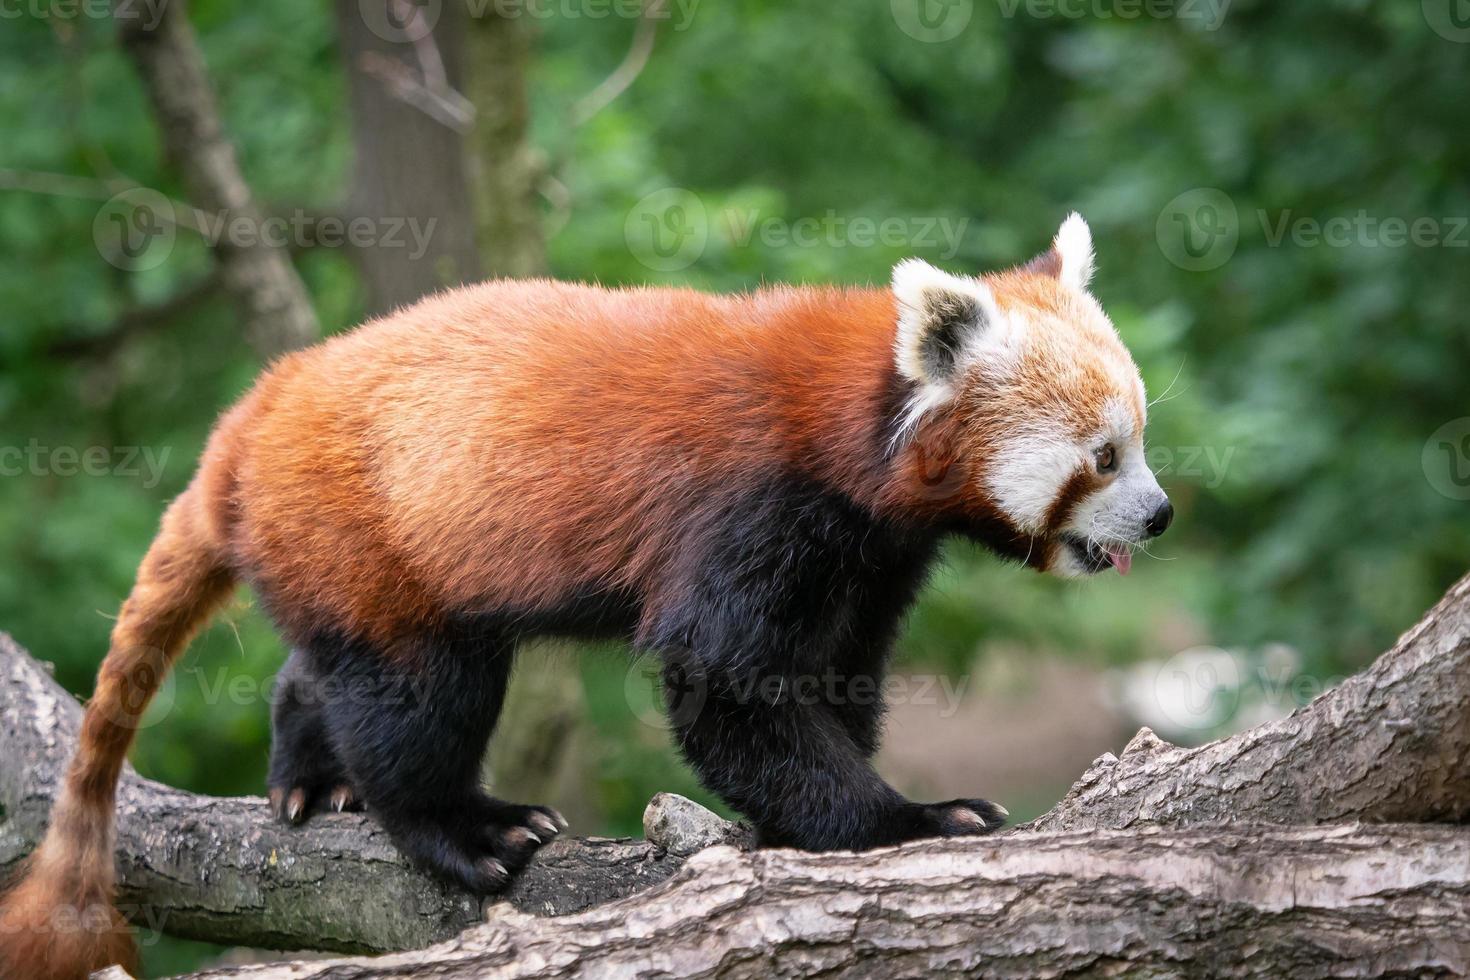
1047, 442, 1171, 578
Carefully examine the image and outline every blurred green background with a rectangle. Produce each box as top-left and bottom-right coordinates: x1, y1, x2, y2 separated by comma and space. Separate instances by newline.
1, 0, 1468, 973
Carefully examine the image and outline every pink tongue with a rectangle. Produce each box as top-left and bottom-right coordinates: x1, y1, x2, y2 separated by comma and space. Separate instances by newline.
1105, 548, 1132, 576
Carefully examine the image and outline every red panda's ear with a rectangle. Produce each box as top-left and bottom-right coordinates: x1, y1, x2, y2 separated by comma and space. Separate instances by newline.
1024, 212, 1095, 290
891, 258, 1004, 389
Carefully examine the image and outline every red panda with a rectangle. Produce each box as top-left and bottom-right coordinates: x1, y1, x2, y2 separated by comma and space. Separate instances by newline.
0, 214, 1170, 979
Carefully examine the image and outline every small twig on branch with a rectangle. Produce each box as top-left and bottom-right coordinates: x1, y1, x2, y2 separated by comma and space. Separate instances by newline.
533, 0, 664, 249
571, 0, 664, 127
355, 0, 474, 132
0, 168, 213, 236
0, 167, 122, 203
357, 51, 474, 133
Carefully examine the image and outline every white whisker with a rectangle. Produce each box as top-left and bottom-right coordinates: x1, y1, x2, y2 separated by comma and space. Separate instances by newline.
1083, 514, 1176, 562
1148, 359, 1188, 409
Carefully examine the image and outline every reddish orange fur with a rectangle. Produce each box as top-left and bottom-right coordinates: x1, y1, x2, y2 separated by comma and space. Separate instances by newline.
224, 274, 1122, 647
981, 267, 1144, 437
228, 281, 938, 649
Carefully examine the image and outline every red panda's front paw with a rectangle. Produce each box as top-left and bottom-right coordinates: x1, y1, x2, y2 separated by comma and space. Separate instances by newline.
915, 798, 1009, 837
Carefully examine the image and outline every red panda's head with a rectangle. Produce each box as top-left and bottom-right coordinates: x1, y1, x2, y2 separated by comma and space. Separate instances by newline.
889, 214, 1171, 577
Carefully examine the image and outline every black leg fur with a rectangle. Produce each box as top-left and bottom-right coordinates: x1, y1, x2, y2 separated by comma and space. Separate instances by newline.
295, 626, 566, 893
646, 475, 1007, 850
665, 661, 1004, 848
268, 648, 362, 822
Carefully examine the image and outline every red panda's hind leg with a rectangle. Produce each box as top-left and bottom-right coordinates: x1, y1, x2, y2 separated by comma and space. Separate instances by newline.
300, 625, 566, 893
267, 649, 363, 823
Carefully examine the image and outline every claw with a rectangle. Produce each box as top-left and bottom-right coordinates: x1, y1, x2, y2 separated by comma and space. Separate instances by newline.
478, 857, 509, 886
286, 788, 307, 824
330, 786, 354, 813
503, 826, 541, 848
947, 807, 988, 830
530, 808, 569, 837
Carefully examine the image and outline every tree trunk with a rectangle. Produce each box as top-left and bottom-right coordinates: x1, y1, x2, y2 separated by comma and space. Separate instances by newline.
464, 7, 547, 278
333, 1, 578, 807
333, 0, 483, 315
114, 0, 318, 356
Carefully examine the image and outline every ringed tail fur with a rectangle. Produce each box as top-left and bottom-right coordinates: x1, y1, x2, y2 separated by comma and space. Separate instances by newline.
0, 478, 236, 980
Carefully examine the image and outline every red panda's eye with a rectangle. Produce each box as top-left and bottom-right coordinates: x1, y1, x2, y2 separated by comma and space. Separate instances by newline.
1096, 444, 1117, 474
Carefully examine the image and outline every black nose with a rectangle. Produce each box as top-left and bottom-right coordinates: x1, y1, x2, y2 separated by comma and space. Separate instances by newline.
1146, 500, 1174, 538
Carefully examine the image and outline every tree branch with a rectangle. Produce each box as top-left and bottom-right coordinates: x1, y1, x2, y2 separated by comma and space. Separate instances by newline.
570, 0, 664, 128
148, 825, 1470, 978
113, 0, 318, 357
1027, 571, 1470, 833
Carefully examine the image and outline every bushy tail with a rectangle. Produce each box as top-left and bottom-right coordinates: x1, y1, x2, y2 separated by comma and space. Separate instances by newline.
0, 484, 235, 980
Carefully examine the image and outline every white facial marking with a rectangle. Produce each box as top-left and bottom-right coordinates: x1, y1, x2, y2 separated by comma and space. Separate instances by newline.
1048, 538, 1089, 579
891, 382, 954, 449
1054, 212, 1095, 290
986, 426, 1083, 535
1102, 396, 1137, 442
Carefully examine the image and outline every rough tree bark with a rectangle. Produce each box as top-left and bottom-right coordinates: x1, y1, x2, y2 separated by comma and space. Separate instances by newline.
2, 572, 1468, 976
154, 826, 1470, 979
114, 0, 319, 357
1030, 570, 1470, 832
